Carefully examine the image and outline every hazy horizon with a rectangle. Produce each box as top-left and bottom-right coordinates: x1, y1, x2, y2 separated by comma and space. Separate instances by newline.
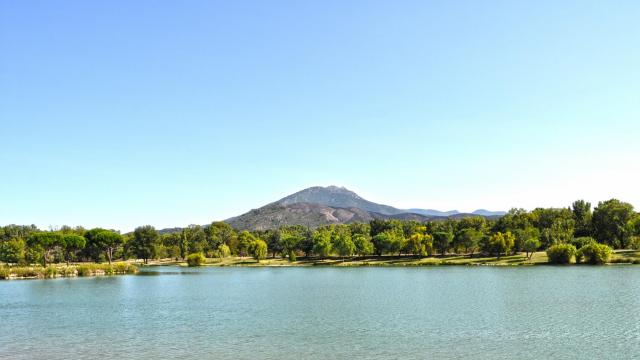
2, 1, 639, 231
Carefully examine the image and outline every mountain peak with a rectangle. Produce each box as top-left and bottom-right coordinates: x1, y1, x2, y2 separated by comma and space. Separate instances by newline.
275, 186, 400, 215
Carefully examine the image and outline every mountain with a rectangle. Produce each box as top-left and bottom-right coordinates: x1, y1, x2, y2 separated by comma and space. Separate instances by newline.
471, 209, 507, 217
276, 186, 404, 215
225, 186, 504, 230
405, 208, 459, 217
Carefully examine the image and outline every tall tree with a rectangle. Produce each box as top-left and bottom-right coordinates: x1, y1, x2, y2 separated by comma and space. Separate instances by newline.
572, 200, 593, 237
94, 230, 123, 264
27, 232, 63, 266
433, 232, 453, 256
62, 234, 86, 265
592, 199, 635, 248
132, 226, 159, 264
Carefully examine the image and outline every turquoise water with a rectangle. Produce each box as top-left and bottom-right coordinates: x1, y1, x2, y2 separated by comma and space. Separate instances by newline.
1, 266, 639, 359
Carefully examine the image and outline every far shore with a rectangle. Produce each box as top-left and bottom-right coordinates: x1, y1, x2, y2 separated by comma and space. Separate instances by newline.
144, 250, 640, 268
3, 250, 639, 280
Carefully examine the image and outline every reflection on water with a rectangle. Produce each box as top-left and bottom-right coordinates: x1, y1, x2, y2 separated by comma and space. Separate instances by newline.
1, 266, 639, 360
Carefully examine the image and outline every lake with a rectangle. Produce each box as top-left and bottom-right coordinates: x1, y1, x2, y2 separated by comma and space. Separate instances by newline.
1, 266, 639, 359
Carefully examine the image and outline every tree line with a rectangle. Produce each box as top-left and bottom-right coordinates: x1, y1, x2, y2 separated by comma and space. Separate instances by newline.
1, 198, 639, 265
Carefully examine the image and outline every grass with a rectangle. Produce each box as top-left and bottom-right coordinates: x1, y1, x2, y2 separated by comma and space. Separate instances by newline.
0, 262, 138, 280
154, 252, 551, 267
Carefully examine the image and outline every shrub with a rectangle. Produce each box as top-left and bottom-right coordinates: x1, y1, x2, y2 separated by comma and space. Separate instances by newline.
76, 265, 91, 276
578, 243, 612, 265
546, 244, 576, 264
44, 266, 58, 278
0, 267, 9, 279
186, 253, 206, 267
62, 267, 76, 276
571, 237, 596, 249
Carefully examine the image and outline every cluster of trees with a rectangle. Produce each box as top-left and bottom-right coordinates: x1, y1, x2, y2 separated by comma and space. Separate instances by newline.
1, 199, 639, 266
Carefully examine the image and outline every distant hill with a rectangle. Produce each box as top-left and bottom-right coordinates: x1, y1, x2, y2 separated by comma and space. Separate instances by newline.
471, 209, 507, 217
276, 186, 404, 215
225, 185, 505, 230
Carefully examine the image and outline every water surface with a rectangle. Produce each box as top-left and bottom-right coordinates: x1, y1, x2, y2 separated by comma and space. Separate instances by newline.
1, 266, 639, 359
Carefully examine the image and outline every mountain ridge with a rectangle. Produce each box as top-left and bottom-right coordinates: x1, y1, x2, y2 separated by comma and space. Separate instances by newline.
225, 186, 505, 230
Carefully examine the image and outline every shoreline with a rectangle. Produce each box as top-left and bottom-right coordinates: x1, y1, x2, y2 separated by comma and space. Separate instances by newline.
144, 250, 640, 268
3, 251, 639, 280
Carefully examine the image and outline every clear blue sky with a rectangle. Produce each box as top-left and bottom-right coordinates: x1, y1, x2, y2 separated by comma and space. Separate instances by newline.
1, 1, 639, 232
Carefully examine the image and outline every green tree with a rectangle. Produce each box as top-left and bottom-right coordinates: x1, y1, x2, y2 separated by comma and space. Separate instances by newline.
132, 225, 159, 264
592, 199, 635, 248
237, 231, 257, 257
572, 200, 592, 237
62, 234, 86, 265
249, 239, 268, 262
27, 232, 64, 266
93, 230, 123, 264
513, 227, 539, 253
433, 232, 453, 256
217, 244, 231, 258
403, 233, 432, 257
280, 231, 302, 261
352, 233, 374, 256
312, 228, 333, 258
454, 228, 481, 256
0, 238, 26, 264
332, 226, 355, 259
487, 232, 515, 259
206, 222, 237, 254
522, 238, 541, 259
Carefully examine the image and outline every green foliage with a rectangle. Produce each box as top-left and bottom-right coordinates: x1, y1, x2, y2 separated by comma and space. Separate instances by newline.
592, 199, 635, 248
570, 236, 595, 249
577, 243, 612, 265
280, 230, 302, 262
546, 244, 577, 264
403, 233, 432, 256
217, 244, 231, 258
132, 225, 159, 263
312, 228, 333, 258
237, 231, 257, 257
332, 226, 355, 258
27, 232, 64, 266
433, 232, 453, 256
522, 238, 541, 259
44, 266, 58, 278
186, 253, 206, 267
486, 232, 515, 259
453, 228, 481, 255
371, 226, 404, 256
249, 239, 268, 262
572, 200, 593, 237
0, 238, 26, 264
352, 233, 374, 256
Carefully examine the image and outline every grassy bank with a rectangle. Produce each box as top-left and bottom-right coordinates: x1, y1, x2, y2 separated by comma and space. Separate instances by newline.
0, 262, 138, 280
155, 250, 640, 267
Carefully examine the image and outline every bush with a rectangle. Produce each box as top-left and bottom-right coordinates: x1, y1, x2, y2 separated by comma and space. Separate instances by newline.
578, 243, 612, 265
571, 237, 596, 249
0, 267, 9, 279
44, 266, 58, 278
547, 244, 576, 264
76, 265, 91, 276
186, 253, 206, 267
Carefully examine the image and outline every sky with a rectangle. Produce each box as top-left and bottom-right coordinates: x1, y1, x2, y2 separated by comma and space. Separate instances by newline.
1, 0, 639, 232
